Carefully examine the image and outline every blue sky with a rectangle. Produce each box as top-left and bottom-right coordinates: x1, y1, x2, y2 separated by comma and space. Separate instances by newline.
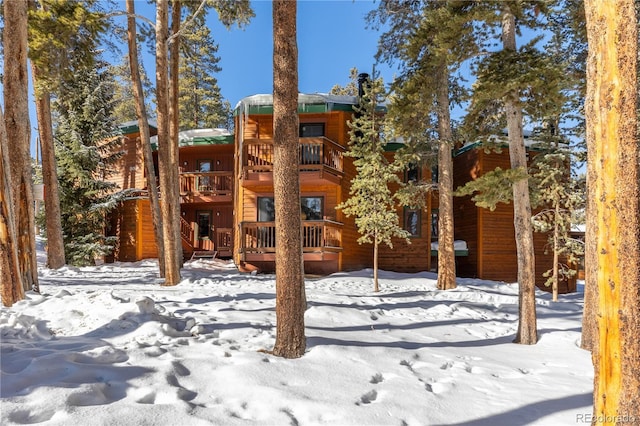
29, 0, 393, 154
196, 0, 394, 108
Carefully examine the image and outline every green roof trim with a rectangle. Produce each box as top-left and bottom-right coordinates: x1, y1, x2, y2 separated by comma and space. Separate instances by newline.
234, 103, 357, 116
118, 120, 158, 136
233, 93, 386, 116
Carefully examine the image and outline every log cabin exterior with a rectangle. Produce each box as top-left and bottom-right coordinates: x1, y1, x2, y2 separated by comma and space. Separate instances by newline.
105, 98, 574, 293
232, 94, 435, 275
452, 141, 577, 292
106, 123, 235, 261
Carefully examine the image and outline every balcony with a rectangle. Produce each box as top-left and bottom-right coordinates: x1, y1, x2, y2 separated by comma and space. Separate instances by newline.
242, 137, 345, 186
240, 219, 343, 262
179, 171, 233, 203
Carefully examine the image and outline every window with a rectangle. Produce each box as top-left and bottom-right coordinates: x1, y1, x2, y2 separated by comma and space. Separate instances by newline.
404, 208, 421, 237
198, 159, 212, 190
299, 123, 325, 137
431, 166, 439, 183
258, 197, 276, 222
405, 164, 421, 182
301, 197, 323, 220
257, 196, 323, 221
431, 209, 439, 241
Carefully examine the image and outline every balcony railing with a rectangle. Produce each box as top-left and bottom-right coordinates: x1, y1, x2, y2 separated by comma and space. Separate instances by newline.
240, 220, 343, 254
179, 171, 233, 195
242, 137, 344, 180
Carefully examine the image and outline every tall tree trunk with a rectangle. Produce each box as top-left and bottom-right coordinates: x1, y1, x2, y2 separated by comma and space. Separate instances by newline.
585, 0, 640, 419
0, 106, 25, 306
169, 0, 183, 268
502, 7, 537, 345
435, 66, 456, 291
580, 156, 598, 351
552, 201, 560, 302
126, 0, 165, 277
271, 0, 306, 359
31, 64, 66, 269
156, 0, 182, 285
4, 0, 38, 293
373, 235, 379, 292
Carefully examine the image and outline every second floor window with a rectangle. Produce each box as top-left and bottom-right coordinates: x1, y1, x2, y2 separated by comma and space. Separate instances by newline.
258, 196, 324, 221
300, 123, 325, 137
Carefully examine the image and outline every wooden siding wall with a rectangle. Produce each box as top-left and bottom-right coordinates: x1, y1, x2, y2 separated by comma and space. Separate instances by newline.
242, 112, 347, 142
137, 199, 159, 259
108, 133, 145, 191
378, 155, 434, 273
179, 146, 234, 172
453, 147, 560, 288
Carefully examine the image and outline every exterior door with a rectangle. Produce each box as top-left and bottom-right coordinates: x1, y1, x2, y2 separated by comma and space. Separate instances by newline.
196, 210, 214, 250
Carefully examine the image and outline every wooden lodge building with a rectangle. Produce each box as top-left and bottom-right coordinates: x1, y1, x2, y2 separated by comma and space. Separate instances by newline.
105, 95, 575, 293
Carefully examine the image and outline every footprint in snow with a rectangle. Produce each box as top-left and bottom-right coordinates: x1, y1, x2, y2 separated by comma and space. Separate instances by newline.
370, 373, 384, 384
356, 389, 378, 405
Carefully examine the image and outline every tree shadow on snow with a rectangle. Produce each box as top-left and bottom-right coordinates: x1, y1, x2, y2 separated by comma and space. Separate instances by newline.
434, 392, 592, 426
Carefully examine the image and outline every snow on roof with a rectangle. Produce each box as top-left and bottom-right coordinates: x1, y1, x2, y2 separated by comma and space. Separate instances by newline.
118, 119, 158, 131
177, 128, 231, 142
149, 128, 233, 148
235, 93, 358, 110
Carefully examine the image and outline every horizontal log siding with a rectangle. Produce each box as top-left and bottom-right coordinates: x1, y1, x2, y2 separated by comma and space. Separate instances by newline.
137, 199, 159, 259
107, 133, 145, 191
453, 147, 557, 288
378, 153, 433, 272
179, 146, 234, 173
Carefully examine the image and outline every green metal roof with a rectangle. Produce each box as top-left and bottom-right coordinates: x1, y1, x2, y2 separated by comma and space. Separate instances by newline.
234, 93, 386, 116
118, 120, 158, 135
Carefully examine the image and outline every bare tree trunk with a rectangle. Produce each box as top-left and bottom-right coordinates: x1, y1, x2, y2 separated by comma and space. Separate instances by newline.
373, 235, 379, 292
169, 0, 183, 268
502, 7, 537, 345
31, 64, 66, 269
585, 0, 640, 419
0, 106, 25, 306
126, 0, 165, 277
156, 0, 182, 285
4, 0, 39, 293
435, 67, 456, 291
271, 0, 306, 359
552, 201, 560, 302
580, 156, 598, 351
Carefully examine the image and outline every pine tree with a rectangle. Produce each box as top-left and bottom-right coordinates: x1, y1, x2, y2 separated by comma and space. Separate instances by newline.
370, 1, 479, 291
179, 17, 230, 129
3, 0, 38, 294
28, 0, 108, 270
52, 59, 121, 266
111, 58, 154, 124
530, 143, 584, 302
337, 75, 410, 293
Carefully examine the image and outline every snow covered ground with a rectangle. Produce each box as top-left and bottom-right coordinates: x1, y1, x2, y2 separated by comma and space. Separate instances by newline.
1, 245, 593, 425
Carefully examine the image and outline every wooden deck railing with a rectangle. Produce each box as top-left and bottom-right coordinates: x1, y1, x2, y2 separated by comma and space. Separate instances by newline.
180, 216, 194, 247
240, 220, 343, 254
243, 137, 344, 178
179, 171, 233, 195
216, 228, 233, 255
